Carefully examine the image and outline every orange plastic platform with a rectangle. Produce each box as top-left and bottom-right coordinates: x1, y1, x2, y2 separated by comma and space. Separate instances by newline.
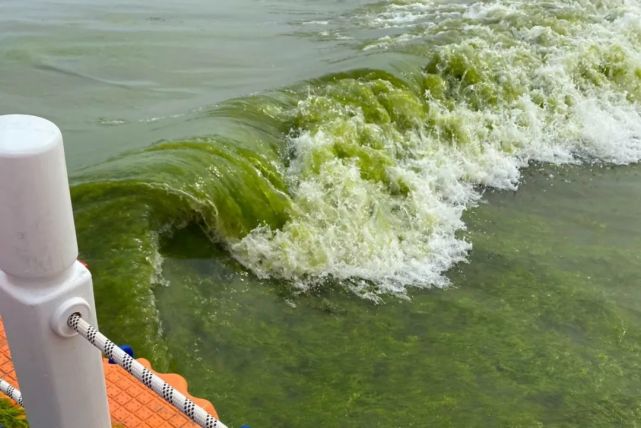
0, 318, 218, 427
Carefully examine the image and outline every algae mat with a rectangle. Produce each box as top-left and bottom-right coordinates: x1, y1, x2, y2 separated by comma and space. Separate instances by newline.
3, 0, 641, 426
155, 164, 641, 427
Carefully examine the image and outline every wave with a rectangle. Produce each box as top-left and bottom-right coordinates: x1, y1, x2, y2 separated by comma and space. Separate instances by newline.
72, 0, 641, 360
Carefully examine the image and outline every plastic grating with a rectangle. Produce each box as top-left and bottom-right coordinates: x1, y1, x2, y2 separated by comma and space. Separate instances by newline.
0, 318, 218, 427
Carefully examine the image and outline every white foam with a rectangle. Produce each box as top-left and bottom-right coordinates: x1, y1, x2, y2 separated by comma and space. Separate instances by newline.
232, 0, 641, 300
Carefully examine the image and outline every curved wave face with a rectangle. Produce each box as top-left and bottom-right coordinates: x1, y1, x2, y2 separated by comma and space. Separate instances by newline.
72, 0, 641, 361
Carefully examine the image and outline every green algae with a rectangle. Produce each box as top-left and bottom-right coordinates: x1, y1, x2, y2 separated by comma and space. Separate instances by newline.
574, 44, 641, 102
67, 0, 641, 385
155, 164, 641, 427
0, 399, 27, 428
422, 40, 531, 111
4, 0, 641, 426
72, 97, 296, 367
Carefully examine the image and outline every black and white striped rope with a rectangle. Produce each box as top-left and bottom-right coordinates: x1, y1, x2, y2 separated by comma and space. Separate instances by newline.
0, 378, 22, 406
68, 313, 227, 428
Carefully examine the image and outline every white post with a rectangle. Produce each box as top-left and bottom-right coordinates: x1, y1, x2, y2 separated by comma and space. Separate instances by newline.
0, 115, 111, 428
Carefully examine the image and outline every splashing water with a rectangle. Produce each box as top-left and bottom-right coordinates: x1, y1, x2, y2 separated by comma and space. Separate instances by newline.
232, 0, 641, 299
70, 0, 641, 358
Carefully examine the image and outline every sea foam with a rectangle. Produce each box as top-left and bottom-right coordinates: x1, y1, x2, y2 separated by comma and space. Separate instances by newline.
231, 0, 641, 300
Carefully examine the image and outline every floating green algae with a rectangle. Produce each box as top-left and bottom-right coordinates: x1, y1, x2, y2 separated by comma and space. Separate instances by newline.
155, 164, 641, 427
0, 399, 27, 428
3, 0, 639, 426
70, 0, 641, 370
72, 97, 295, 367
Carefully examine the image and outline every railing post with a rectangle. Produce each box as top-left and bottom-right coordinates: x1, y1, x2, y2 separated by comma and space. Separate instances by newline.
0, 115, 111, 428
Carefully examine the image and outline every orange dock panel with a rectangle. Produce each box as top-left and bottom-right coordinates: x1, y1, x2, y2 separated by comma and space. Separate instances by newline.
0, 318, 218, 427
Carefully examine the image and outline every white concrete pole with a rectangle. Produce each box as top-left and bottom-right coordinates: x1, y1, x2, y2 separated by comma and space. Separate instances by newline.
0, 114, 111, 428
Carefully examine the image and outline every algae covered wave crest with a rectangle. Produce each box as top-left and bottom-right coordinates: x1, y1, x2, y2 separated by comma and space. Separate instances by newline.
72, 0, 641, 357
233, 0, 641, 298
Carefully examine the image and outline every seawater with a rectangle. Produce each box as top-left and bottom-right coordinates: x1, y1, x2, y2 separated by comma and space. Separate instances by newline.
2, 0, 641, 426
157, 163, 641, 426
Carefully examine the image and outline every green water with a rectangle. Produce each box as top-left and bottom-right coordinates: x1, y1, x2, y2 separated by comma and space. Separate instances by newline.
0, 0, 371, 169
3, 0, 641, 426
156, 164, 641, 427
